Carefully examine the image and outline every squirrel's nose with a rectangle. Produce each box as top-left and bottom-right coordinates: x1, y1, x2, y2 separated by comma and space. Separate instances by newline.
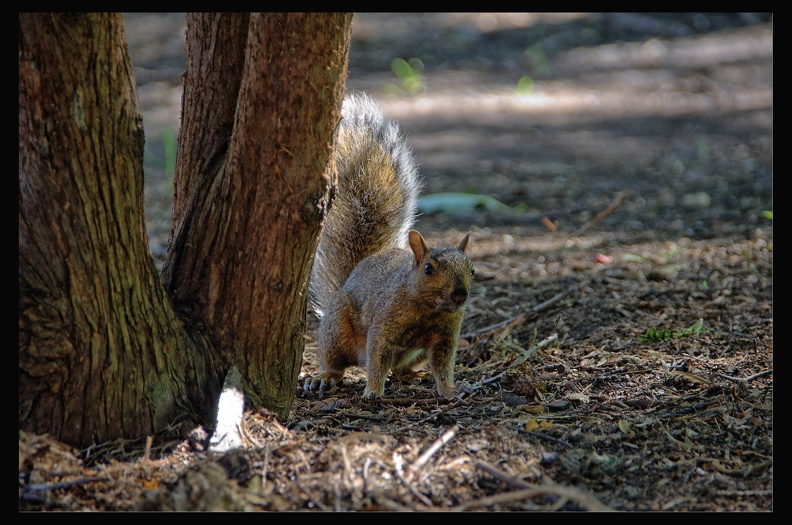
451, 288, 468, 305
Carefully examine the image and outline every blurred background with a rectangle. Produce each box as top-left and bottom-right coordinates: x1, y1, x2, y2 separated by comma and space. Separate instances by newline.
124, 13, 772, 264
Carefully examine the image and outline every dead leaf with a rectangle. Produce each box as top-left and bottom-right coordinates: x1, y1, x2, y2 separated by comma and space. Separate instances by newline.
669, 370, 712, 385
618, 419, 634, 436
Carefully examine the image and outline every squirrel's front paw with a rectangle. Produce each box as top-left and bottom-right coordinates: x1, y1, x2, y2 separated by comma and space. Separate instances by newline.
362, 385, 384, 399
437, 382, 461, 400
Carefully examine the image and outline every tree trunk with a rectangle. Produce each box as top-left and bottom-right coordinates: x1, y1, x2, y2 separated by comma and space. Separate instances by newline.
167, 13, 250, 236
19, 13, 218, 446
163, 13, 352, 419
19, 12, 353, 447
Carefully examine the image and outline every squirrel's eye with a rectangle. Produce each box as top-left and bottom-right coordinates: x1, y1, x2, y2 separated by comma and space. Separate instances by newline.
424, 263, 434, 275
471, 266, 476, 276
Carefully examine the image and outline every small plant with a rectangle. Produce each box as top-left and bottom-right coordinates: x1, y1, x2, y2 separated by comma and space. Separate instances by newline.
761, 210, 773, 221
639, 318, 705, 342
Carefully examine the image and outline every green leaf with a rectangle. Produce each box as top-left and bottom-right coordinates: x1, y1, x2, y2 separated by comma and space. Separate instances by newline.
418, 192, 512, 215
516, 75, 534, 95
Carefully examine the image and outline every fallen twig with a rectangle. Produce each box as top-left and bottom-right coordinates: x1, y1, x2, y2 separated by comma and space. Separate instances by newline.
717, 369, 773, 383
525, 431, 573, 448
456, 461, 613, 512
143, 435, 153, 461
475, 460, 533, 489
479, 333, 559, 386
393, 453, 432, 506
22, 476, 112, 493
575, 190, 627, 234
669, 369, 712, 385
409, 424, 459, 474
461, 292, 565, 340
376, 496, 426, 512
375, 397, 450, 407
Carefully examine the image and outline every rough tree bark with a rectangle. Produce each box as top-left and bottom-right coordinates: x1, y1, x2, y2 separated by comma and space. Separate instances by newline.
18, 13, 209, 446
163, 12, 352, 418
19, 12, 353, 447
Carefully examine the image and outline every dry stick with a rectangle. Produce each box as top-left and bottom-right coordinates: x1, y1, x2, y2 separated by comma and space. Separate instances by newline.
480, 333, 559, 386
460, 292, 566, 340
669, 369, 712, 385
394, 425, 461, 508
717, 369, 773, 383
393, 453, 433, 506
574, 190, 627, 234
377, 397, 449, 407
525, 431, 573, 448
23, 476, 112, 492
451, 484, 614, 512
409, 424, 460, 474
143, 435, 153, 461
377, 496, 424, 512
391, 408, 452, 435
715, 489, 773, 497
475, 460, 534, 490
460, 461, 613, 512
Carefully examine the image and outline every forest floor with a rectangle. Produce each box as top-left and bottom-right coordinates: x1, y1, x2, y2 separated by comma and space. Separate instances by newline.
20, 13, 773, 512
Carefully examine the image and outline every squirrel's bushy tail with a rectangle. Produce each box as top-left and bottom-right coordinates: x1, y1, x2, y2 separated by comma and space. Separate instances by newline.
310, 93, 421, 317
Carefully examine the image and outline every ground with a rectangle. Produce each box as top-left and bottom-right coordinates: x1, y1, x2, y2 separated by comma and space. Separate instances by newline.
19, 13, 773, 512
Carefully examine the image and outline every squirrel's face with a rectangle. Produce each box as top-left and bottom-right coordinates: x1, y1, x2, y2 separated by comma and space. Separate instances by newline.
415, 249, 475, 313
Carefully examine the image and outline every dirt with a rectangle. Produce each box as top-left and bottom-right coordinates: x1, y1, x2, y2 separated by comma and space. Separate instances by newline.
19, 13, 773, 512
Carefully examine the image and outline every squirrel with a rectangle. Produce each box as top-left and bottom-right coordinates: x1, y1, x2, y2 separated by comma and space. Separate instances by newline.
304, 93, 474, 400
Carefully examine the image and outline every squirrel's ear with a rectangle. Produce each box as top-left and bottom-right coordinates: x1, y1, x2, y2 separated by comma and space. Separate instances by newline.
458, 232, 471, 252
408, 230, 428, 267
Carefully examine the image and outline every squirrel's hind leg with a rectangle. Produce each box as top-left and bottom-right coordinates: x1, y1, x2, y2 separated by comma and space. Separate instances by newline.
303, 370, 345, 397
307, 293, 365, 397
